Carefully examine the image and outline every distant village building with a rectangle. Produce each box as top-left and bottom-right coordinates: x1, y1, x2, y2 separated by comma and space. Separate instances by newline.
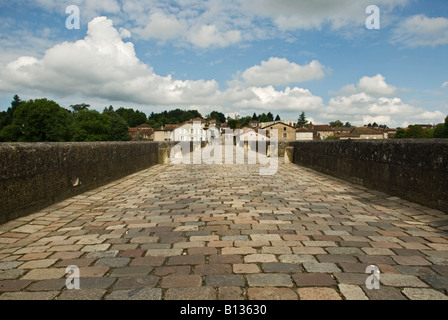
309, 125, 335, 140
414, 124, 435, 130
152, 117, 222, 143
295, 128, 314, 141
206, 121, 221, 144
261, 120, 295, 128
249, 120, 261, 128
128, 124, 154, 141
153, 124, 177, 141
349, 127, 386, 140
235, 128, 268, 142
384, 128, 397, 139
234, 127, 268, 152
262, 122, 296, 142
172, 117, 207, 142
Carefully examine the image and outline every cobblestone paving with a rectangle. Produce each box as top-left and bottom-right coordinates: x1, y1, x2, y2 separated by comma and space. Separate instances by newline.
1, 155, 448, 300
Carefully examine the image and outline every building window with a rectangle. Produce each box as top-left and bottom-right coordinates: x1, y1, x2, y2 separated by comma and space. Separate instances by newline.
283, 133, 287, 138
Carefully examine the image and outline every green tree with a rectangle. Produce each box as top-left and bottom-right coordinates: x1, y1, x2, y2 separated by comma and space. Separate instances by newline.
406, 125, 429, 139
0, 124, 22, 142
275, 114, 281, 121
330, 120, 343, 128
394, 128, 407, 139
395, 125, 434, 139
70, 103, 90, 113
147, 108, 202, 126
252, 113, 258, 121
11, 94, 22, 110
209, 111, 226, 125
116, 107, 147, 127
147, 119, 161, 128
259, 113, 270, 122
296, 111, 308, 128
434, 116, 448, 138
240, 116, 252, 127
103, 110, 131, 141
12, 99, 73, 142
0, 111, 9, 130
267, 112, 274, 122
0, 95, 22, 130
227, 118, 238, 129
344, 122, 352, 128
72, 109, 110, 141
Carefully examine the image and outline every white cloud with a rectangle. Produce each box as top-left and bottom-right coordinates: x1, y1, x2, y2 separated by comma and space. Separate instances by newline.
133, 12, 187, 41
236, 58, 326, 87
392, 15, 448, 47
187, 24, 242, 48
333, 74, 397, 97
323, 72, 445, 126
227, 86, 324, 112
240, 0, 408, 31
121, 0, 247, 48
33, 0, 122, 21
0, 17, 219, 105
1, 14, 444, 127
442, 82, 448, 88
0, 18, 58, 67
358, 74, 397, 96
0, 16, 323, 116
322, 88, 444, 127
24, 0, 412, 49
118, 27, 131, 39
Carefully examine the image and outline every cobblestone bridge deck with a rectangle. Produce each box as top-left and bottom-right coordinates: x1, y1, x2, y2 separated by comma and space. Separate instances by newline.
1, 154, 447, 300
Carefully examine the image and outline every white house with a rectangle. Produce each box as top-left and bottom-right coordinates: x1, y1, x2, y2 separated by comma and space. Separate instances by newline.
235, 128, 268, 142
172, 118, 207, 142
295, 128, 314, 141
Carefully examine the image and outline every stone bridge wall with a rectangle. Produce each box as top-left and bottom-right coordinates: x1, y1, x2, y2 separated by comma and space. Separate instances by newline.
0, 141, 178, 224
289, 140, 448, 213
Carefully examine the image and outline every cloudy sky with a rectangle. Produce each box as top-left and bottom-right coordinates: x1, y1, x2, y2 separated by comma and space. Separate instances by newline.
0, 0, 447, 127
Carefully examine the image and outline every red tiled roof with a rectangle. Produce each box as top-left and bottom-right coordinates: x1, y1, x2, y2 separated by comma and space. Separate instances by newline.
262, 122, 295, 129
351, 127, 382, 135
155, 124, 178, 131
312, 125, 333, 131
296, 128, 314, 132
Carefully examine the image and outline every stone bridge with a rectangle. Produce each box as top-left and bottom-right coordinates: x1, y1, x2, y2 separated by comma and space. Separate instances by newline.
0, 142, 447, 301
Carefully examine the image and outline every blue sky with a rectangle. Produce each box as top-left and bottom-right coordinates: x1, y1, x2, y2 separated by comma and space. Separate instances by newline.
0, 0, 447, 127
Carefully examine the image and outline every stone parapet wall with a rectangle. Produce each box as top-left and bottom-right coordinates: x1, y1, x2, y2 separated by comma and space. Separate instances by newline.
289, 140, 448, 213
0, 142, 177, 224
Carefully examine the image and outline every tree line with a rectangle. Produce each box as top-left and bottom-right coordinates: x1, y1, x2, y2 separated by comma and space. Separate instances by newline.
0, 96, 226, 142
297, 111, 448, 139
395, 121, 448, 139
2, 96, 447, 142
0, 97, 132, 142
0, 95, 282, 141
